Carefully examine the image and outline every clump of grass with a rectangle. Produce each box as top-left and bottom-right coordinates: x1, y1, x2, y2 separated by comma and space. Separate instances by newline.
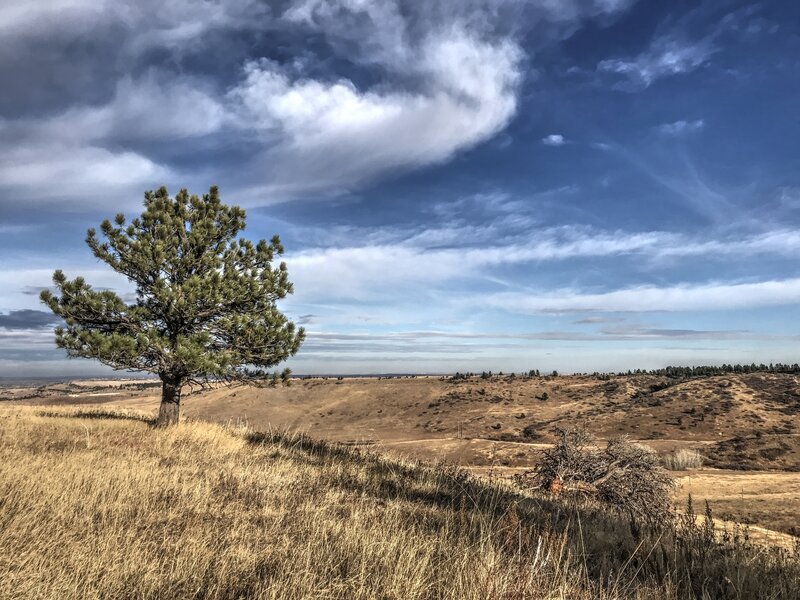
663, 448, 704, 471
0, 406, 797, 599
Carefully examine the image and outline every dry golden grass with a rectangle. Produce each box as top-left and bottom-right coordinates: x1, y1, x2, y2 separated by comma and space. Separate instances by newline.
662, 449, 704, 471
675, 470, 800, 538
1, 406, 798, 599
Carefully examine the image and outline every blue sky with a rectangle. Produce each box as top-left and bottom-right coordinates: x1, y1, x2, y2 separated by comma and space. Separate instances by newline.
1, 0, 800, 376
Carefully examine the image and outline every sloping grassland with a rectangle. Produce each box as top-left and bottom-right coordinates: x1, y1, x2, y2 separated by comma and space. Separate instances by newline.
0, 407, 798, 600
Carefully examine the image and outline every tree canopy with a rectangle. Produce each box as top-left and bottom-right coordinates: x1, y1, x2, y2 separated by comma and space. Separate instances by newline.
41, 186, 304, 424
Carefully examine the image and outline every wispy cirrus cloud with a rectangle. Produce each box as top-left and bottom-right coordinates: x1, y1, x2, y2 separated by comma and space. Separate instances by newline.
285, 227, 670, 299
573, 316, 625, 325
283, 326, 791, 374
598, 33, 717, 89
8, 223, 800, 318
594, 2, 773, 92
482, 278, 800, 314
285, 225, 800, 294
304, 327, 762, 343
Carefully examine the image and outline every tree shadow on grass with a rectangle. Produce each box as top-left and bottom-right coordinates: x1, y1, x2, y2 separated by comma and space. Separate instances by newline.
245, 429, 800, 600
37, 409, 155, 425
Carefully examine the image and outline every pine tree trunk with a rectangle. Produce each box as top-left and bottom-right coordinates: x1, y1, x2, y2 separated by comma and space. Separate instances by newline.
157, 377, 182, 426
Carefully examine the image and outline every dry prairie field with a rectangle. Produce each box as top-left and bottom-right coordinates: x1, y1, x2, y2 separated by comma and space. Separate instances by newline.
3, 372, 800, 536
2, 372, 799, 598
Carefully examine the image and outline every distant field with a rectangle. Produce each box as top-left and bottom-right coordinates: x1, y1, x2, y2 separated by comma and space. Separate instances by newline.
675, 470, 800, 539
3, 372, 799, 537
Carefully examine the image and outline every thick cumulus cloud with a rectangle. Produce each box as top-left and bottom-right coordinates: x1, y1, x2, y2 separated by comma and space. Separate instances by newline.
231, 31, 522, 194
0, 0, 637, 206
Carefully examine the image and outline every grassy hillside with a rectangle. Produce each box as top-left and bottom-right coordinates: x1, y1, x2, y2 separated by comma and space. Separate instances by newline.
1, 407, 798, 599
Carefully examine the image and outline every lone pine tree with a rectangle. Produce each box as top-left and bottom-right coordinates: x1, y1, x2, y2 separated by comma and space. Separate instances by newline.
41, 186, 305, 426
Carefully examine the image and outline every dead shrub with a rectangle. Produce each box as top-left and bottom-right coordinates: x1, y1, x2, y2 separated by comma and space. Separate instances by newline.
515, 427, 675, 524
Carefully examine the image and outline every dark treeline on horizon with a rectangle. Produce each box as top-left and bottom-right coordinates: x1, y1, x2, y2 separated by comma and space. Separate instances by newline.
448, 363, 800, 381
632, 363, 800, 378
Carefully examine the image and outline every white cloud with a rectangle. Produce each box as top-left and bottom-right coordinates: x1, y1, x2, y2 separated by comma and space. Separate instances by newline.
302, 326, 764, 343
285, 227, 668, 299
534, 0, 637, 22
0, 1, 268, 205
231, 26, 522, 196
657, 119, 705, 136
542, 134, 566, 146
0, 0, 271, 50
0, 74, 228, 203
0, 143, 171, 205
482, 279, 800, 313
8, 74, 227, 145
225, 0, 636, 199
284, 226, 800, 302
0, 0, 109, 36
8, 224, 799, 318
2, 1, 529, 204
655, 229, 800, 258
0, 0, 644, 206
598, 33, 717, 88
81, 75, 226, 141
